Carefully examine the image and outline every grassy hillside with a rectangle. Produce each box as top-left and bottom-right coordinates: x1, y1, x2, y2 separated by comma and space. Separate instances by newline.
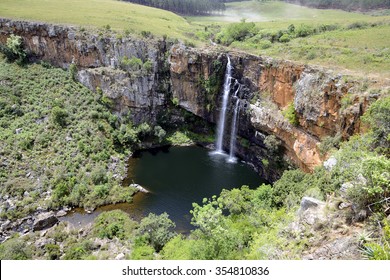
0, 56, 139, 219
188, 1, 390, 78
0, 0, 190, 38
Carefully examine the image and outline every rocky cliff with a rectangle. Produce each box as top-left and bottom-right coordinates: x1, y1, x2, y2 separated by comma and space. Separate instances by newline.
170, 45, 371, 173
0, 18, 170, 123
0, 19, 372, 177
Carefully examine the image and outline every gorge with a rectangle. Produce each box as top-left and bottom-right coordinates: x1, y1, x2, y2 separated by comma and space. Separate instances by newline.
0, 17, 387, 260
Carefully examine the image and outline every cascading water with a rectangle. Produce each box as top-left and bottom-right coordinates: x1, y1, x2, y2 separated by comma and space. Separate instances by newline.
215, 56, 232, 154
228, 82, 241, 162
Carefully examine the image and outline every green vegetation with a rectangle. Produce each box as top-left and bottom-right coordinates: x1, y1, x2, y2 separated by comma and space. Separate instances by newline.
187, 1, 390, 76
0, 0, 190, 38
0, 34, 26, 65
282, 102, 299, 126
0, 56, 142, 217
92, 210, 138, 240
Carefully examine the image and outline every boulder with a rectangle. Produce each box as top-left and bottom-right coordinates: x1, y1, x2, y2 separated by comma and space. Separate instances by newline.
33, 212, 59, 231
56, 210, 67, 217
323, 156, 337, 171
300, 197, 325, 212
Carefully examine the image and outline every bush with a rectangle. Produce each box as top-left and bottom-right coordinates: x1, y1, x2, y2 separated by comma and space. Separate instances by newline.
279, 34, 291, 43
217, 21, 257, 45
50, 106, 68, 127
264, 135, 281, 154
120, 56, 143, 71
93, 210, 137, 240
45, 244, 61, 260
154, 125, 166, 142
137, 213, 176, 252
295, 24, 314, 38
273, 169, 309, 208
362, 96, 390, 154
69, 63, 78, 81
0, 34, 26, 64
90, 165, 108, 185
283, 103, 299, 126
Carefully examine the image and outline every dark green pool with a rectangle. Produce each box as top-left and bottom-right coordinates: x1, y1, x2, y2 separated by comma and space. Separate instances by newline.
61, 146, 266, 232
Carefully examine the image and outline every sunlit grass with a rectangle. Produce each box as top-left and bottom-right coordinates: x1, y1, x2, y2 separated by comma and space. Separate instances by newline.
0, 0, 190, 38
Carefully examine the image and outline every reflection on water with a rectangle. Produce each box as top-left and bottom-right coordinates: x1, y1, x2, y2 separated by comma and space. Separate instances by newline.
60, 146, 267, 233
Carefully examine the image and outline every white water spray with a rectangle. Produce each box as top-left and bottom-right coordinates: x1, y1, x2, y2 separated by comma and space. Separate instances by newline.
215, 56, 232, 154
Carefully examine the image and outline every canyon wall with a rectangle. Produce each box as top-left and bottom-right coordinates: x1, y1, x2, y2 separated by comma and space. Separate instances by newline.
170, 45, 370, 173
0, 19, 371, 177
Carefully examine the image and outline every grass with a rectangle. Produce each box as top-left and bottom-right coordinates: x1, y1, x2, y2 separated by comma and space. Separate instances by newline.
0, 0, 190, 38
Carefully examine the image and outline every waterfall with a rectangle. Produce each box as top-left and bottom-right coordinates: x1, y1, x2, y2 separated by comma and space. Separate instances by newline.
215, 56, 232, 154
228, 83, 241, 162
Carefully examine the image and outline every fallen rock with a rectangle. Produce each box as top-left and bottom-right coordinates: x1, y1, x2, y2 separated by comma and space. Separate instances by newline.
33, 212, 59, 231
130, 184, 149, 193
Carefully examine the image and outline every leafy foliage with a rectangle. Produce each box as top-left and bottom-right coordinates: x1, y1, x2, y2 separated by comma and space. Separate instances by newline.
0, 235, 32, 260
92, 210, 137, 240
0, 34, 26, 64
136, 213, 176, 252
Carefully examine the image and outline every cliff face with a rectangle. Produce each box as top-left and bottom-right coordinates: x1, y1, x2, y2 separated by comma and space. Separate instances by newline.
0, 19, 371, 176
0, 18, 170, 123
170, 45, 370, 172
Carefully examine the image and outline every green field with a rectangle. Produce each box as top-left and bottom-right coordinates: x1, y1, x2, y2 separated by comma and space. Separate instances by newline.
0, 0, 190, 38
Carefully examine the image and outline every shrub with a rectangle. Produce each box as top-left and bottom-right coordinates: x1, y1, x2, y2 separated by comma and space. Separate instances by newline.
264, 135, 281, 154
0, 34, 26, 64
283, 103, 299, 126
50, 106, 68, 127
120, 56, 143, 71
279, 34, 291, 43
90, 165, 108, 185
69, 63, 78, 81
362, 96, 390, 153
217, 21, 257, 45
154, 125, 166, 142
93, 210, 137, 240
143, 60, 153, 72
295, 24, 314, 38
137, 213, 176, 252
45, 244, 61, 260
